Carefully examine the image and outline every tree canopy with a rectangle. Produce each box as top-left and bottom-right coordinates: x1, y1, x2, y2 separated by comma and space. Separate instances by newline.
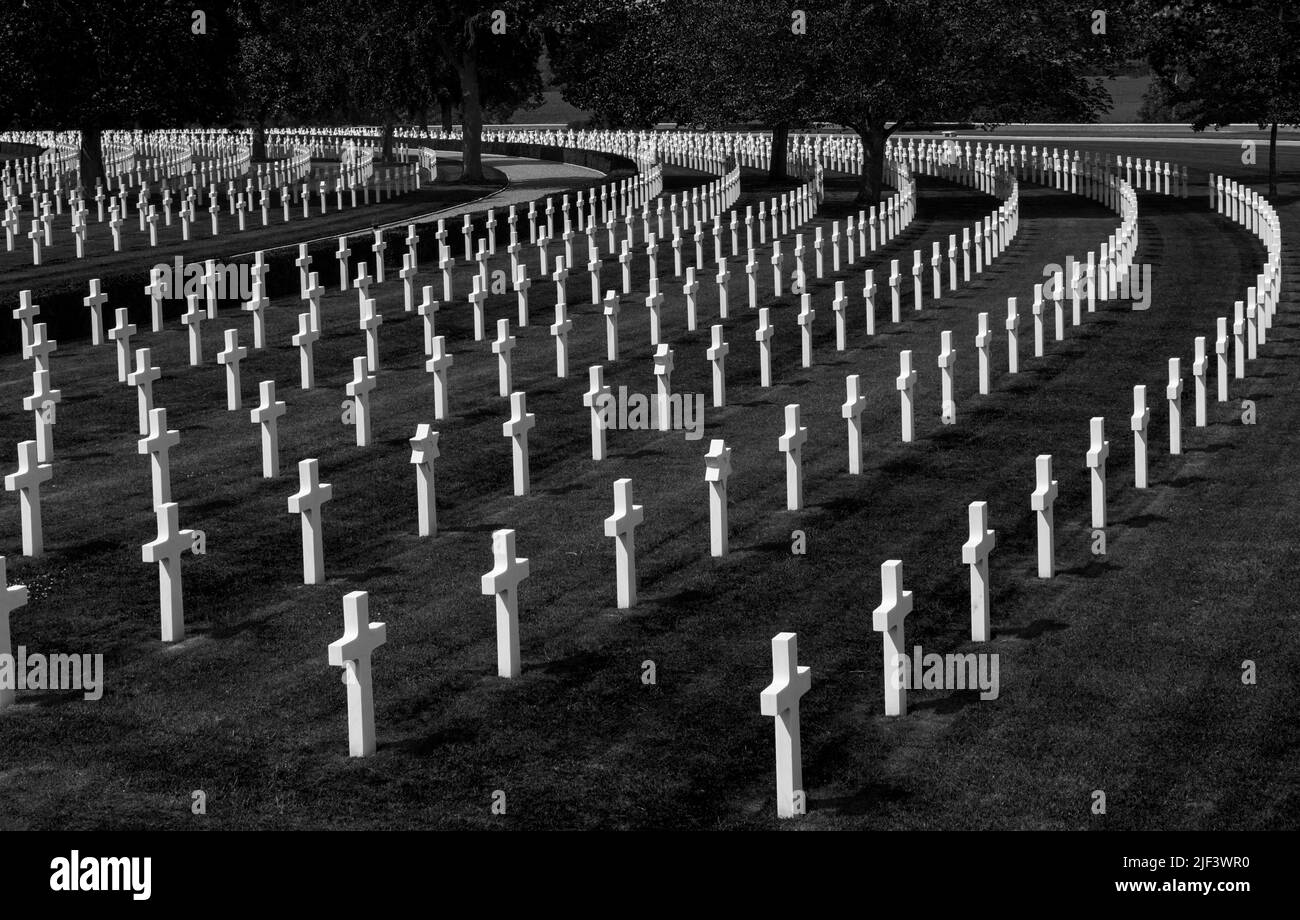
1133, 0, 1300, 195
0, 0, 232, 183
546, 0, 1117, 201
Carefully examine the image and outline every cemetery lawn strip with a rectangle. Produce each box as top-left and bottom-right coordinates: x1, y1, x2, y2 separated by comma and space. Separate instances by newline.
2, 144, 1299, 828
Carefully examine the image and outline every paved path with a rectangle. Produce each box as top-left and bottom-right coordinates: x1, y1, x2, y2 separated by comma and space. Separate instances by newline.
378, 151, 606, 230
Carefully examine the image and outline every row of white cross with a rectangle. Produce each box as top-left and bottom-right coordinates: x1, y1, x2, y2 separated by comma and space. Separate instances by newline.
754, 158, 1279, 822
0, 130, 1231, 810
0, 127, 792, 746
4, 161, 423, 264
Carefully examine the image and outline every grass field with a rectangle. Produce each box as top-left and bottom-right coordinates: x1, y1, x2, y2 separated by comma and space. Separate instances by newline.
1, 139, 1298, 829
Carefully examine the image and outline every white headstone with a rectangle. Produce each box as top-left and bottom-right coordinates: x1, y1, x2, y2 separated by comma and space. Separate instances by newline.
1166, 357, 1183, 455
327, 591, 387, 757
1005, 297, 1020, 374
287, 458, 332, 584
1131, 385, 1149, 489
653, 344, 675, 433
5, 440, 52, 557
250, 380, 286, 477
480, 529, 530, 678
759, 631, 812, 818
896, 350, 917, 442
872, 559, 913, 717
503, 391, 536, 496
1086, 416, 1108, 529
409, 424, 439, 537
137, 407, 180, 509
583, 365, 611, 461
937, 330, 956, 424
142, 501, 194, 642
427, 336, 453, 421
962, 502, 996, 642
108, 308, 137, 384
1030, 454, 1058, 578
706, 325, 728, 408
778, 404, 807, 511
128, 347, 161, 437
705, 439, 732, 557
345, 356, 376, 447
755, 308, 774, 387
0, 556, 29, 710
217, 329, 247, 411
182, 295, 204, 366
604, 478, 644, 609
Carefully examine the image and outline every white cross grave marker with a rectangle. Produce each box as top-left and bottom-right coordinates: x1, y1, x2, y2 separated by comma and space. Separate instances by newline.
0, 557, 29, 710
503, 391, 536, 496
327, 591, 387, 757
5, 441, 52, 557
138, 407, 180, 509
897, 350, 917, 442
872, 560, 913, 717
1132, 385, 1149, 489
1030, 454, 1058, 578
480, 529, 530, 678
778, 404, 807, 511
962, 502, 996, 641
345, 356, 376, 447
1086, 416, 1108, 529
759, 632, 812, 818
250, 380, 286, 478
705, 439, 732, 557
409, 424, 440, 537
604, 478, 644, 609
287, 458, 332, 584
142, 502, 195, 642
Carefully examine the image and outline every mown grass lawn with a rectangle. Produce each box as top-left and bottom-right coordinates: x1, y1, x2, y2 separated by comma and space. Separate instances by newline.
1, 147, 1298, 830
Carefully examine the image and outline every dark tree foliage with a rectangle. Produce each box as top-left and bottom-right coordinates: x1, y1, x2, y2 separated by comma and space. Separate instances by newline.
1133, 0, 1300, 196
0, 0, 234, 187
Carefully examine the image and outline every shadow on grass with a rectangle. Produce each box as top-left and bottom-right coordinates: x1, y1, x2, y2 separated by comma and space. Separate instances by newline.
58, 539, 118, 563
813, 782, 913, 816
1059, 557, 1116, 579
1119, 512, 1168, 529
997, 618, 1069, 640
189, 496, 239, 515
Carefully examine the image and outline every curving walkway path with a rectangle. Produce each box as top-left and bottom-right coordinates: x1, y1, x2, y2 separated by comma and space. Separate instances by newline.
378, 151, 607, 230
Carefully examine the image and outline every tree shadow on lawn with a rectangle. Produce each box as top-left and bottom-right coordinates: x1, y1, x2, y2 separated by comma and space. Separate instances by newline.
56, 538, 118, 564
392, 721, 481, 757
995, 618, 1069, 641
637, 588, 714, 626
908, 693, 982, 716
1058, 557, 1118, 579
535, 649, 618, 690
1164, 474, 1212, 489
540, 482, 587, 497
187, 496, 239, 516
1117, 512, 1168, 529
812, 781, 913, 816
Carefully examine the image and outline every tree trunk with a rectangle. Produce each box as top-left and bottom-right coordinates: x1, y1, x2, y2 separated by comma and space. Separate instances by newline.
441, 97, 454, 133
417, 104, 428, 135
77, 124, 105, 192
1268, 120, 1278, 198
460, 49, 485, 183
251, 122, 268, 162
768, 123, 790, 181
381, 118, 395, 165
853, 122, 888, 206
